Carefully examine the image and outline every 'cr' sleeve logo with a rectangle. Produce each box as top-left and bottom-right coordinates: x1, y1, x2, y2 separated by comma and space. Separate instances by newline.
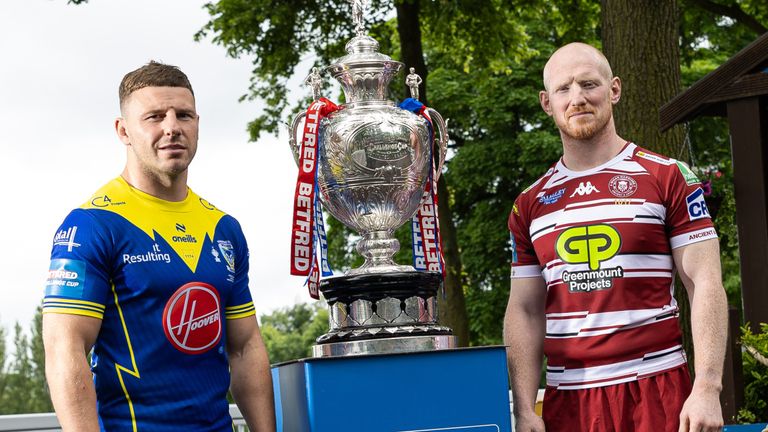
555, 224, 621, 270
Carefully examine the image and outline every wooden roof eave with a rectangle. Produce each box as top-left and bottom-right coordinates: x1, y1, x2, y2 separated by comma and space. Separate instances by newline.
660, 32, 768, 132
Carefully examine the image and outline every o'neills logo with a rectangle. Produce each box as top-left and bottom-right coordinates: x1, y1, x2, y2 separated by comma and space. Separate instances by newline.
162, 282, 222, 354
172, 234, 197, 243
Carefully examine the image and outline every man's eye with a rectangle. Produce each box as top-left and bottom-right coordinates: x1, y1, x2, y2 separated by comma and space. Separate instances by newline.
146, 114, 162, 121
557, 86, 569, 92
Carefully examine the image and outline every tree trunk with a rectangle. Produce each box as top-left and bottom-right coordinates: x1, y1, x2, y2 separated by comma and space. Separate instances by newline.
601, 0, 684, 156
396, 0, 470, 346
601, 0, 693, 373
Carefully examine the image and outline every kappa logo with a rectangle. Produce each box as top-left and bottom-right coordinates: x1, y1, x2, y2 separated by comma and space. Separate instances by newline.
162, 282, 222, 355
569, 181, 600, 197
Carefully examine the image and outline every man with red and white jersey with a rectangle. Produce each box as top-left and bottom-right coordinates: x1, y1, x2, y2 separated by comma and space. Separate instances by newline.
504, 42, 728, 432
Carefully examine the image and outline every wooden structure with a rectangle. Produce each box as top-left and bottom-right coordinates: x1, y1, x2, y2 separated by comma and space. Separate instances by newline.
660, 32, 768, 421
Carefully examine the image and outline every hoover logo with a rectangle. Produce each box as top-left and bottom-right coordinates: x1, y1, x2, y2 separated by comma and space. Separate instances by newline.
162, 282, 222, 354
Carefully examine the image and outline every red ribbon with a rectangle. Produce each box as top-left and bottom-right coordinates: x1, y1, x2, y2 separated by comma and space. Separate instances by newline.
412, 107, 446, 276
290, 98, 339, 284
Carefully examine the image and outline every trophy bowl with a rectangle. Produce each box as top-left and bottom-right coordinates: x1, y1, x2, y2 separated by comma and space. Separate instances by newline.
288, 8, 453, 357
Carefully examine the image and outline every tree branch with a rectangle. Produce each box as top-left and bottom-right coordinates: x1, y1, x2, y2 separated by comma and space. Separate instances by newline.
689, 0, 767, 35
744, 343, 768, 367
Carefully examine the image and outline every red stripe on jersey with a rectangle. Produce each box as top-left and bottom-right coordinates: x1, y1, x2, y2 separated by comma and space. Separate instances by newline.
545, 278, 676, 313
544, 318, 682, 369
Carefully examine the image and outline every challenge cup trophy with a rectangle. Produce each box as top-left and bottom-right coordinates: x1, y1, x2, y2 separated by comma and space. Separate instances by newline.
289, 0, 455, 357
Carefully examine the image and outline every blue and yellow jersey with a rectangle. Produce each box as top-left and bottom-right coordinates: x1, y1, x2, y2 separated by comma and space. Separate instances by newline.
44, 177, 255, 431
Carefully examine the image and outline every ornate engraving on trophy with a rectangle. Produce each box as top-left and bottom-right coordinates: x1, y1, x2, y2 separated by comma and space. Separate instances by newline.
288, 0, 455, 356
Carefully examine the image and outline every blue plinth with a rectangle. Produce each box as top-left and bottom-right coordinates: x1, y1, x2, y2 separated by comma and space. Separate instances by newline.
271, 346, 512, 432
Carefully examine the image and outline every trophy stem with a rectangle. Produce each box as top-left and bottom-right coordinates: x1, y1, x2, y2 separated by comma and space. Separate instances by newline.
352, 231, 412, 274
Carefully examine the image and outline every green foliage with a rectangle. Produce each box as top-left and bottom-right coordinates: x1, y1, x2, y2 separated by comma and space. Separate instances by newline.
737, 323, 768, 422
0, 311, 52, 415
260, 302, 328, 364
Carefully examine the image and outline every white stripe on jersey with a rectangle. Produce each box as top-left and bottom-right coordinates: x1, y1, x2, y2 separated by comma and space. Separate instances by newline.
510, 264, 542, 279
546, 306, 678, 338
670, 227, 718, 249
546, 345, 686, 390
542, 254, 673, 282
543, 159, 648, 192
529, 200, 667, 242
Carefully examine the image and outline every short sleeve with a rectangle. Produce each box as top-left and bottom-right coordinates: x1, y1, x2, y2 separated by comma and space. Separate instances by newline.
43, 209, 112, 319
223, 217, 255, 320
508, 197, 543, 278
664, 161, 718, 249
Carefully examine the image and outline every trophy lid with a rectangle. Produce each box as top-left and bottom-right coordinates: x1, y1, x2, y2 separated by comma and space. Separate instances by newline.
326, 2, 403, 105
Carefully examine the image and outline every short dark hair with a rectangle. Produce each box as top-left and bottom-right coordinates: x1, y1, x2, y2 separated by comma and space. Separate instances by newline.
119, 61, 194, 109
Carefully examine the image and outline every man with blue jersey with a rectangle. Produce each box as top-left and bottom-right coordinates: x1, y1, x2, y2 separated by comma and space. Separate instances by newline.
42, 61, 276, 431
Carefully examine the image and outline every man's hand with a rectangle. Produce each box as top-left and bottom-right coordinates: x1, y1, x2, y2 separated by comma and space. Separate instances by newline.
515, 411, 545, 432
678, 388, 723, 432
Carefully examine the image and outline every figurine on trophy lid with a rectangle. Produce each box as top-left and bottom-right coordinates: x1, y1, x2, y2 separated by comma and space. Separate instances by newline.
287, 0, 455, 357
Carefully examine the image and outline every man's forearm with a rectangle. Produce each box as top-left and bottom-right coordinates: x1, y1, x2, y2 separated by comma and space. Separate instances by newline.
504, 307, 545, 416
46, 352, 100, 431
689, 281, 728, 391
230, 346, 276, 432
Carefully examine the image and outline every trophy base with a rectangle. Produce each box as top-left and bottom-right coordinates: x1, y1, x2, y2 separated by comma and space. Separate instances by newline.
314, 271, 454, 357
312, 334, 456, 357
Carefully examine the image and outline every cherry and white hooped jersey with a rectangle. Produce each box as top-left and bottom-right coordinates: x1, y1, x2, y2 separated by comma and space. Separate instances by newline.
508, 142, 717, 390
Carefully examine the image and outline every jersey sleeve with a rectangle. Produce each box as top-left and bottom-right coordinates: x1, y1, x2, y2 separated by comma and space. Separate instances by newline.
223, 216, 256, 320
43, 209, 112, 319
508, 196, 543, 279
664, 161, 718, 249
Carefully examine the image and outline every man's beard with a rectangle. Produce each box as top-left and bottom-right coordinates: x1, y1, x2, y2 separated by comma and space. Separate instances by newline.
560, 107, 610, 140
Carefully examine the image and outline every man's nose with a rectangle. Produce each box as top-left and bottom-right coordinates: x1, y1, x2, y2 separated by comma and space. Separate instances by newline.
163, 112, 182, 136
570, 87, 587, 106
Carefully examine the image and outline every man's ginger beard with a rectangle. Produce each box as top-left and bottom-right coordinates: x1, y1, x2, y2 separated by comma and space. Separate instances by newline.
560, 105, 611, 140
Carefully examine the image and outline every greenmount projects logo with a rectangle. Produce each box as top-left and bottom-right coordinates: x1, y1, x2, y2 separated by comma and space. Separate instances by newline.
555, 224, 623, 293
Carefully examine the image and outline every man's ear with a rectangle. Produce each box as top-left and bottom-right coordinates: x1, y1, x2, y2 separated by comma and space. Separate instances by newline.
115, 117, 130, 146
540, 90, 553, 116
610, 77, 621, 105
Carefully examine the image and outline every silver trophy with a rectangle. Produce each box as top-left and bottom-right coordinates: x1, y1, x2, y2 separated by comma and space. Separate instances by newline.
289, 0, 454, 357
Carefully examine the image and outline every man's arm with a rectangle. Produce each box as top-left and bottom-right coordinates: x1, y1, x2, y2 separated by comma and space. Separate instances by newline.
672, 238, 728, 432
504, 276, 547, 432
42, 313, 102, 432
227, 315, 276, 432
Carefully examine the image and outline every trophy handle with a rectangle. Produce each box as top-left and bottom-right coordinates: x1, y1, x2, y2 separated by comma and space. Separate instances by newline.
288, 111, 306, 167
425, 108, 448, 181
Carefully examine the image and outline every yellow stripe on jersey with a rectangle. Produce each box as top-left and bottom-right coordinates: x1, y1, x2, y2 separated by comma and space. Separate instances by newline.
42, 298, 106, 319
81, 177, 226, 273
111, 283, 140, 432
225, 302, 256, 319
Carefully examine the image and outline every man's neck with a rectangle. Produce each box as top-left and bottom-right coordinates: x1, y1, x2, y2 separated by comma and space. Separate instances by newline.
560, 126, 627, 172
120, 168, 189, 202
